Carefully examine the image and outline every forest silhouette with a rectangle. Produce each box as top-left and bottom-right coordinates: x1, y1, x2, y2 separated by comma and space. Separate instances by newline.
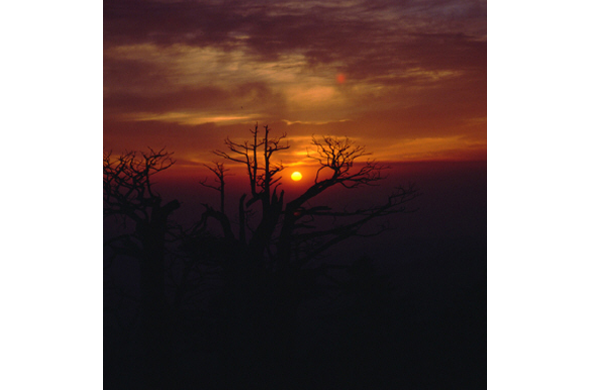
104, 125, 486, 389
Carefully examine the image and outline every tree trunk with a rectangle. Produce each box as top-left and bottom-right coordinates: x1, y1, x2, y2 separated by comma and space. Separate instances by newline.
137, 200, 179, 387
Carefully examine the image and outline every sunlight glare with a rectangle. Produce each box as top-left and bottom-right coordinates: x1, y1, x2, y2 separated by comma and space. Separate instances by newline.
291, 171, 303, 181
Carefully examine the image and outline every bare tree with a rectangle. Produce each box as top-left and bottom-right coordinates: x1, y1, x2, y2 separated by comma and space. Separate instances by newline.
278, 135, 419, 268
103, 148, 180, 387
102, 130, 419, 384
199, 124, 290, 261
194, 125, 419, 378
200, 162, 229, 215
198, 126, 419, 271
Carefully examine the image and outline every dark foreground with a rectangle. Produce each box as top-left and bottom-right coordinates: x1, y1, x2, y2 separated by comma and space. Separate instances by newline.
104, 160, 486, 389
104, 235, 485, 389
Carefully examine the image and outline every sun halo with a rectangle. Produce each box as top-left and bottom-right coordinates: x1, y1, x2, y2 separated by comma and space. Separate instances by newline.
291, 171, 303, 181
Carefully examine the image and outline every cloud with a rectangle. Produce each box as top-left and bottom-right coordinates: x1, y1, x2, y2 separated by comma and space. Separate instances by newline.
104, 82, 287, 117
103, 0, 486, 163
104, 0, 486, 75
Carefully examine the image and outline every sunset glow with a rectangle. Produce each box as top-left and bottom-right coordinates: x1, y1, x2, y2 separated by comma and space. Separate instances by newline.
103, 2, 488, 386
104, 0, 486, 168
291, 171, 302, 181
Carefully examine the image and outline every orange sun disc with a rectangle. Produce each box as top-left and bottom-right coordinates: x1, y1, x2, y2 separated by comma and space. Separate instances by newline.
291, 171, 302, 181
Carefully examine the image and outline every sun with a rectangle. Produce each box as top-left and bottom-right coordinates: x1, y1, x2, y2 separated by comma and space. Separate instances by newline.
291, 171, 302, 181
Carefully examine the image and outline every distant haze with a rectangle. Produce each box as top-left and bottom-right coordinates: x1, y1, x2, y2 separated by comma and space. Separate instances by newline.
151, 160, 486, 245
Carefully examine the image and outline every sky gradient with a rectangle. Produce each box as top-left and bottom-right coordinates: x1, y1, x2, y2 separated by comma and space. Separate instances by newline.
104, 0, 486, 170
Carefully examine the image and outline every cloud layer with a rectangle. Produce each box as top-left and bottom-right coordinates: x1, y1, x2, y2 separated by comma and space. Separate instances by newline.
104, 0, 487, 164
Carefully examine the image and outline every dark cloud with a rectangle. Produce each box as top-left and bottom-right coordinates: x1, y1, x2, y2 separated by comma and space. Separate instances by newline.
104, 0, 486, 77
104, 57, 171, 94
104, 0, 486, 162
104, 0, 241, 48
104, 82, 286, 116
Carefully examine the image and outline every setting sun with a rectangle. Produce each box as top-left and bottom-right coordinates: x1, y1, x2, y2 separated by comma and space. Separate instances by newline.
291, 171, 302, 181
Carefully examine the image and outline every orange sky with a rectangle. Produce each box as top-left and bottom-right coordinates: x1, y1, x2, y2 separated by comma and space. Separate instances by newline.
104, 0, 486, 170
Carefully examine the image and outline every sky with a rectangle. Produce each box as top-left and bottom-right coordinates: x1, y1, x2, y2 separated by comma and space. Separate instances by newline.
104, 0, 486, 171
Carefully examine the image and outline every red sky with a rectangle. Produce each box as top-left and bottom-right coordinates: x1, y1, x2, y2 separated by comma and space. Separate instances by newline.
104, 0, 486, 171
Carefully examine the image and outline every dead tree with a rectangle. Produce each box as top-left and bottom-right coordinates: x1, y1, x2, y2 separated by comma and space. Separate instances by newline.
200, 162, 229, 215
196, 125, 419, 379
199, 127, 419, 270
204, 123, 289, 262
103, 148, 180, 387
277, 135, 419, 269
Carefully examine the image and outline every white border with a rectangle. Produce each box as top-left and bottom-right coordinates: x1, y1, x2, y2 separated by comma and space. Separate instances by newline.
2, 1, 103, 388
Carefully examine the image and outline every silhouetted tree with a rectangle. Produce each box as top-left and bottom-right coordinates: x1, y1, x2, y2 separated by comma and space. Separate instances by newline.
103, 148, 180, 387
103, 129, 420, 387
194, 124, 419, 383
200, 162, 230, 215
198, 124, 419, 270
